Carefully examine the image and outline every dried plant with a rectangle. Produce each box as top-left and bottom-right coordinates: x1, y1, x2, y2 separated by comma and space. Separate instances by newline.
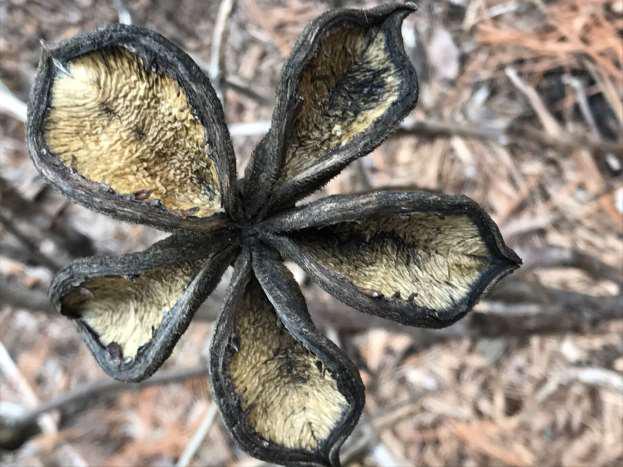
26, 2, 520, 465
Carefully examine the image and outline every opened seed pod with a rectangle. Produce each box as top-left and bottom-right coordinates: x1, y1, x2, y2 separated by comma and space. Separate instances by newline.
27, 3, 520, 466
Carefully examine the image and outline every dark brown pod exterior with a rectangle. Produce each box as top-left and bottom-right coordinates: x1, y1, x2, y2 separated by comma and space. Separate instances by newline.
242, 2, 419, 218
27, 24, 239, 231
51, 232, 238, 382
261, 191, 521, 328
209, 247, 364, 467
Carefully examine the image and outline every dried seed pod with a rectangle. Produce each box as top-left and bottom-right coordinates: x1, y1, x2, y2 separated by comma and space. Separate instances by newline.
242, 2, 419, 217
50, 233, 237, 381
26, 2, 520, 465
261, 191, 520, 328
28, 25, 238, 231
210, 250, 363, 467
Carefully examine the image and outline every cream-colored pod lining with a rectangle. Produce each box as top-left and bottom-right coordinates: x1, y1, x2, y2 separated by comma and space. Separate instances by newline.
227, 281, 348, 450
282, 23, 401, 179
295, 212, 491, 311
63, 262, 200, 359
45, 47, 221, 216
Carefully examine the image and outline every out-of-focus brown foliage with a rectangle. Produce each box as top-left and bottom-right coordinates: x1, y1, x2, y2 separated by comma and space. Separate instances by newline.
1, 1, 621, 466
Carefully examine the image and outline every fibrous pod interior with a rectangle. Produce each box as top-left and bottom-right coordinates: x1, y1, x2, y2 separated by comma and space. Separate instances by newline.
62, 261, 203, 360
280, 13, 410, 181
294, 212, 489, 309
225, 279, 348, 450
44, 46, 221, 216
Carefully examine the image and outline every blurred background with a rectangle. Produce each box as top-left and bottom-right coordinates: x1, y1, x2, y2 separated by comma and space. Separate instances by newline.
0, 0, 621, 466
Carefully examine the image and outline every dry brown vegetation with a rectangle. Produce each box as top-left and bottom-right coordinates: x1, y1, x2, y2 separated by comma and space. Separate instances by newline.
1, 0, 622, 466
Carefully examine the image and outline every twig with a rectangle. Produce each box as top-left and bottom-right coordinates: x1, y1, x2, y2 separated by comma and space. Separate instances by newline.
223, 76, 273, 106
2, 74, 618, 156
505, 66, 563, 138
218, 115, 623, 155
307, 284, 623, 347
0, 278, 50, 312
396, 119, 623, 156
537, 367, 623, 401
228, 120, 271, 137
473, 292, 623, 338
341, 419, 378, 466
397, 118, 508, 144
563, 75, 601, 138
0, 63, 270, 139
175, 403, 219, 467
0, 212, 62, 271
354, 159, 373, 191
223, 116, 623, 154
502, 214, 560, 240
0, 177, 95, 259
486, 1, 523, 19
514, 244, 622, 285
112, 0, 133, 25
13, 275, 622, 343
0, 79, 27, 123
209, 0, 237, 103
340, 433, 373, 466
584, 60, 623, 127
0, 341, 91, 465
342, 397, 429, 464
0, 242, 40, 266
0, 341, 56, 435
0, 366, 211, 433
558, 367, 623, 393
361, 115, 620, 154
189, 52, 272, 106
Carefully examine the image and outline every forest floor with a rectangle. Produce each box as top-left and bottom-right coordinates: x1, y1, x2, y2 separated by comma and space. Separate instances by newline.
1, 0, 622, 466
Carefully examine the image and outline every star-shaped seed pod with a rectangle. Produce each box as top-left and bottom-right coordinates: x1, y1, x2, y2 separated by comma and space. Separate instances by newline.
27, 3, 520, 466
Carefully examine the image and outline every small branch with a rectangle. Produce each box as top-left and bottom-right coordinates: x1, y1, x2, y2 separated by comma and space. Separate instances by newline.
228, 120, 271, 137
1, 177, 95, 260
15, 275, 622, 343
563, 75, 601, 138
505, 66, 563, 138
514, 244, 621, 285
112, 0, 133, 25
585, 60, 623, 126
395, 119, 623, 156
397, 119, 505, 143
0, 242, 40, 266
223, 116, 623, 154
519, 125, 623, 155
0, 80, 27, 123
537, 367, 623, 401
223, 76, 272, 106
0, 278, 50, 312
342, 396, 430, 465
189, 53, 272, 106
0, 342, 56, 434
558, 367, 623, 393
354, 159, 373, 191
3, 72, 618, 156
0, 366, 211, 441
0, 212, 62, 271
308, 284, 623, 346
30, 366, 210, 423
341, 419, 382, 466
209, 0, 237, 103
175, 403, 219, 467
